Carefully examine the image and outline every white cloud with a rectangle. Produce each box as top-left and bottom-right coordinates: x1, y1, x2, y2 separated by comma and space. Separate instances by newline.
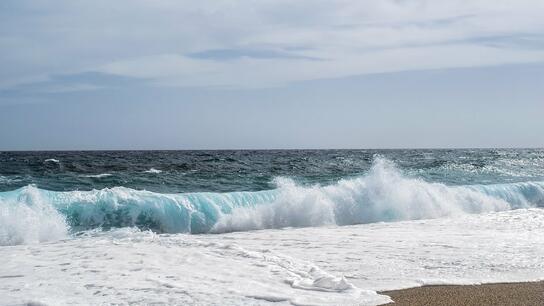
2, 0, 544, 89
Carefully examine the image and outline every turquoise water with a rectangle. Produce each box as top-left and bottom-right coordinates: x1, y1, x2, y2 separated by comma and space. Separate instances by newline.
1, 149, 544, 239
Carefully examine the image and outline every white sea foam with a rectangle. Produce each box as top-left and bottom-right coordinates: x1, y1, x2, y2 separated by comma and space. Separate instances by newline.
144, 168, 163, 174
0, 186, 68, 246
81, 173, 112, 178
212, 158, 536, 233
1, 158, 543, 245
1, 209, 543, 305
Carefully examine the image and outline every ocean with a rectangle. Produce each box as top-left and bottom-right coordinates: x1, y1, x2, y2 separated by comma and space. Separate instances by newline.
1, 149, 543, 305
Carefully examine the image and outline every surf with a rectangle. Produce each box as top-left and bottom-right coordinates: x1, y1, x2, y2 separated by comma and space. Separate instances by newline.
1, 158, 543, 245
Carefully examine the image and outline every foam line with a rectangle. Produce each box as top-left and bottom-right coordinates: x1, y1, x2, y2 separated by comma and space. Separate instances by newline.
1, 158, 543, 245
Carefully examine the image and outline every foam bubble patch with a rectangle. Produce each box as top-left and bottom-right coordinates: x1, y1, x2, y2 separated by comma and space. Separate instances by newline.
0, 186, 68, 246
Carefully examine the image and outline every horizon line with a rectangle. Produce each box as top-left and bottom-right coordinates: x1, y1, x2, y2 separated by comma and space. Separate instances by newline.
1, 147, 543, 153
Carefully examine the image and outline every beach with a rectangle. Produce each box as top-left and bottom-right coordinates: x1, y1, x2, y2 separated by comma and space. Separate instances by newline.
2, 0, 544, 304
382, 282, 544, 305
1, 151, 544, 304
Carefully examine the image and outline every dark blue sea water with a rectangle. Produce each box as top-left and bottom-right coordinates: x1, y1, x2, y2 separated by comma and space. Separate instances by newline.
2, 149, 544, 192
1, 149, 544, 241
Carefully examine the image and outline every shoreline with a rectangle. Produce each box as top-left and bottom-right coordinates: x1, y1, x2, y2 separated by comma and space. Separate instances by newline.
380, 281, 544, 305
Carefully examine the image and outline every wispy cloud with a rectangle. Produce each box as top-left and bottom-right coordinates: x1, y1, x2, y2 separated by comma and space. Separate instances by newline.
1, 0, 544, 90
188, 48, 323, 61
0, 72, 145, 96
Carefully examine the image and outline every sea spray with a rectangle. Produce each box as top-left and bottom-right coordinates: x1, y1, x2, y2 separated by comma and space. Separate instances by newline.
212, 158, 517, 232
0, 186, 68, 245
1, 158, 543, 245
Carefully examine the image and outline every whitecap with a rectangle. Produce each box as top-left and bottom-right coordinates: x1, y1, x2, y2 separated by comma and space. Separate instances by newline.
0, 186, 68, 246
82, 173, 112, 178
2, 157, 544, 237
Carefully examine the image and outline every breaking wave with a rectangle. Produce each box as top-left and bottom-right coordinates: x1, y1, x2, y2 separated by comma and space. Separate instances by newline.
144, 168, 163, 174
0, 186, 68, 246
1, 158, 543, 245
81, 173, 113, 178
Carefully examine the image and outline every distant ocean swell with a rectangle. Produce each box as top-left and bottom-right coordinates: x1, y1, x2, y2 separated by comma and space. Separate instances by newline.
1, 158, 543, 246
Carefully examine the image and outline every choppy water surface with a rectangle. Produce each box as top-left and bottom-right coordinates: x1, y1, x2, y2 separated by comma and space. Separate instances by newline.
1, 149, 543, 192
1, 149, 544, 244
2, 150, 544, 305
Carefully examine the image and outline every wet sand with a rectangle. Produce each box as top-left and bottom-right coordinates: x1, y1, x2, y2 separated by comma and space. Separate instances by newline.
381, 281, 544, 305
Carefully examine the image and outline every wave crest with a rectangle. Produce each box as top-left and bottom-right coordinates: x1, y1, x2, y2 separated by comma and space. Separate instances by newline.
0, 186, 68, 246
1, 158, 543, 245
212, 158, 524, 232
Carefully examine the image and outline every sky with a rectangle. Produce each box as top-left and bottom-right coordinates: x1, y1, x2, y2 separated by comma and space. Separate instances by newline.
1, 0, 543, 150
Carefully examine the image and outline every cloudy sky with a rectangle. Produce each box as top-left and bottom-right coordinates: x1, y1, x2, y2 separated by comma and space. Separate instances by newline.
1, 0, 543, 149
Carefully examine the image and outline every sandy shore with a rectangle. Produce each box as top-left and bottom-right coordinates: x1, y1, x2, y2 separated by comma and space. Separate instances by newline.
381, 281, 544, 305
